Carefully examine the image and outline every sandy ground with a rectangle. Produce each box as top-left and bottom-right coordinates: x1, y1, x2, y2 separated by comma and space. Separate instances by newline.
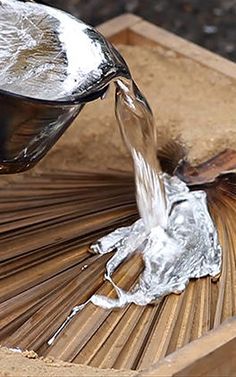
0, 44, 236, 376
0, 347, 136, 377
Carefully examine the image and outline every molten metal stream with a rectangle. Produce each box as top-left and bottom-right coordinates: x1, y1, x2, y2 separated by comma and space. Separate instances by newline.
47, 79, 221, 344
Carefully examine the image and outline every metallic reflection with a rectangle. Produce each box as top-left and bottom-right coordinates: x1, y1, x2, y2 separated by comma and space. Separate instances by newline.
0, 0, 129, 172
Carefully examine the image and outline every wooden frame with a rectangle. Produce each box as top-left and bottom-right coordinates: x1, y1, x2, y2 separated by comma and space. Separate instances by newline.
98, 13, 236, 81
138, 318, 236, 377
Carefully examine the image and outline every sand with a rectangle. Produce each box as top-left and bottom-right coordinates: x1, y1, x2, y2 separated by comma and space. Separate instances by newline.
0, 44, 236, 376
34, 44, 236, 174
0, 347, 137, 377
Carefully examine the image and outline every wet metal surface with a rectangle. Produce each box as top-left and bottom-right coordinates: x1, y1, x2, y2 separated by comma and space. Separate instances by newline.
0, 0, 129, 101
0, 0, 130, 172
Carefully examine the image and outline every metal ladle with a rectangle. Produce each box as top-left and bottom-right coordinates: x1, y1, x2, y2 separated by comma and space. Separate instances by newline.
0, 0, 130, 173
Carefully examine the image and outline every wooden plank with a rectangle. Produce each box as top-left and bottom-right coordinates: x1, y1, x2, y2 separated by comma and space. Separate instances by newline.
138, 317, 236, 377
129, 20, 236, 80
98, 14, 236, 81
97, 13, 141, 44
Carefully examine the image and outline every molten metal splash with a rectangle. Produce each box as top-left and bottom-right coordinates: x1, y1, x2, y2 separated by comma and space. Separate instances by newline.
90, 174, 221, 308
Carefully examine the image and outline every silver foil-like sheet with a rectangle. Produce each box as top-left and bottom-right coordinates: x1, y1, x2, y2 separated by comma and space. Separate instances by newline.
90, 174, 222, 308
